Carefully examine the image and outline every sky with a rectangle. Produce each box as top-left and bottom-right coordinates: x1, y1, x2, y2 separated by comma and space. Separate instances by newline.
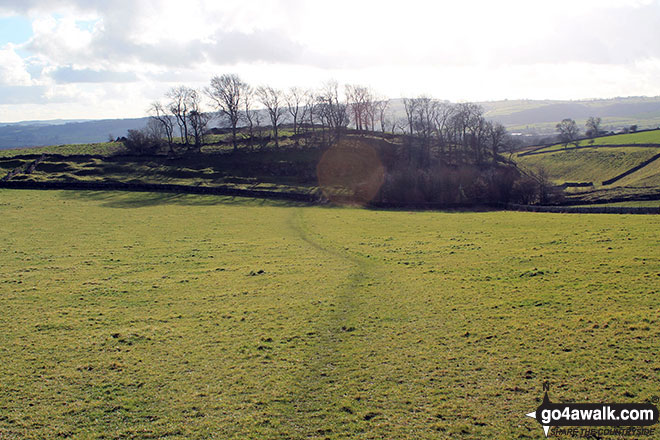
0, 0, 659, 122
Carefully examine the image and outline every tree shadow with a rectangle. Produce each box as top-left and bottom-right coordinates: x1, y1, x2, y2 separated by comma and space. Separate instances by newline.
57, 190, 316, 209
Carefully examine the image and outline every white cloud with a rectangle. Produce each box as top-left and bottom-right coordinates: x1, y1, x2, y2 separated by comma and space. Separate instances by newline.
0, 44, 33, 85
0, 0, 659, 121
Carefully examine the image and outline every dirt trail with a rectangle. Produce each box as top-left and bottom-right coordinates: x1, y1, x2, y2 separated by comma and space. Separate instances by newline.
284, 208, 382, 438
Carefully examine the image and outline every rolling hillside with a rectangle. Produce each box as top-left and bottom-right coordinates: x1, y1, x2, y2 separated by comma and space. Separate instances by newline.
0, 118, 150, 150
482, 96, 660, 135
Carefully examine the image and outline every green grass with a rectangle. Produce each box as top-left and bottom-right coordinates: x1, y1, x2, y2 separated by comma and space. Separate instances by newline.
580, 129, 660, 145
516, 147, 660, 185
1, 189, 659, 439
515, 129, 660, 202
573, 200, 660, 207
0, 142, 125, 158
527, 129, 660, 155
1, 143, 323, 195
614, 155, 660, 187
506, 117, 660, 136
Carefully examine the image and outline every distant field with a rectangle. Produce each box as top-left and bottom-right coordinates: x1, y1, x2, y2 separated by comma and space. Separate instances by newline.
505, 117, 660, 136
526, 129, 660, 155
581, 129, 660, 145
1, 189, 659, 439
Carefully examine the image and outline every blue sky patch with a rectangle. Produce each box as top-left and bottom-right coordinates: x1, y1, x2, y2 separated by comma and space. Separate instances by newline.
0, 16, 33, 46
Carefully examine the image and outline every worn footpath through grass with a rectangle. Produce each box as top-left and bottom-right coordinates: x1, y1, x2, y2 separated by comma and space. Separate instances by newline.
0, 190, 659, 439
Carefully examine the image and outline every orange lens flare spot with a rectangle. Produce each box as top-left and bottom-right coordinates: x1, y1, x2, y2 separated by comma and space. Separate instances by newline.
316, 139, 385, 206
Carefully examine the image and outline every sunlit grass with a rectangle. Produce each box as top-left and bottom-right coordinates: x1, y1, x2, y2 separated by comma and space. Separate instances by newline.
1, 189, 658, 439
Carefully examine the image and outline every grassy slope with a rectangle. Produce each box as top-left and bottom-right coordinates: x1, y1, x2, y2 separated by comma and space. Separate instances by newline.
0, 142, 125, 158
516, 147, 659, 185
611, 155, 660, 187
1, 189, 659, 439
0, 137, 321, 194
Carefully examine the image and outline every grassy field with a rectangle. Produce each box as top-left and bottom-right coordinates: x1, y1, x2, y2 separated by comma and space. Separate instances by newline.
526, 129, 660, 155
1, 189, 659, 439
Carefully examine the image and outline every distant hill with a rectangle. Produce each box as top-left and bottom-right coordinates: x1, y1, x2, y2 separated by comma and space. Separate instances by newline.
381, 97, 660, 136
4, 96, 660, 149
479, 96, 660, 135
0, 118, 149, 150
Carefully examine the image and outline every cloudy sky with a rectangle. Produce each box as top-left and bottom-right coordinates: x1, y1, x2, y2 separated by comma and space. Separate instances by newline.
0, 0, 659, 122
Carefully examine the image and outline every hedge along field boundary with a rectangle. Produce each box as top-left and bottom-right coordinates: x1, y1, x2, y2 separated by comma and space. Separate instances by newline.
1, 180, 659, 214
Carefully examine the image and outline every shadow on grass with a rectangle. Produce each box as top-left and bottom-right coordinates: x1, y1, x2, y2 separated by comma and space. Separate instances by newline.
57, 190, 316, 209
56, 189, 499, 213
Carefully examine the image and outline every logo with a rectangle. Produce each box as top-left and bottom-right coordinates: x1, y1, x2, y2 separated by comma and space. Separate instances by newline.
525, 383, 659, 438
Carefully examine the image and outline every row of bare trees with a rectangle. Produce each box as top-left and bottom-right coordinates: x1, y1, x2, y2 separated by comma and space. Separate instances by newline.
400, 98, 509, 165
148, 86, 211, 154
146, 75, 350, 154
142, 74, 511, 164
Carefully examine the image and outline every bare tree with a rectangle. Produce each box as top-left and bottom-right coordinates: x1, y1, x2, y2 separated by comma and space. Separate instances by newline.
345, 84, 362, 131
253, 111, 269, 149
149, 101, 175, 154
432, 101, 454, 153
447, 102, 488, 162
303, 89, 318, 132
346, 84, 376, 131
585, 116, 602, 139
533, 166, 552, 205
487, 121, 508, 159
207, 74, 247, 152
375, 99, 389, 133
403, 98, 418, 136
556, 118, 580, 147
286, 87, 305, 142
319, 81, 348, 142
167, 85, 196, 147
187, 89, 211, 151
413, 97, 435, 140
256, 86, 284, 148
242, 86, 257, 149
